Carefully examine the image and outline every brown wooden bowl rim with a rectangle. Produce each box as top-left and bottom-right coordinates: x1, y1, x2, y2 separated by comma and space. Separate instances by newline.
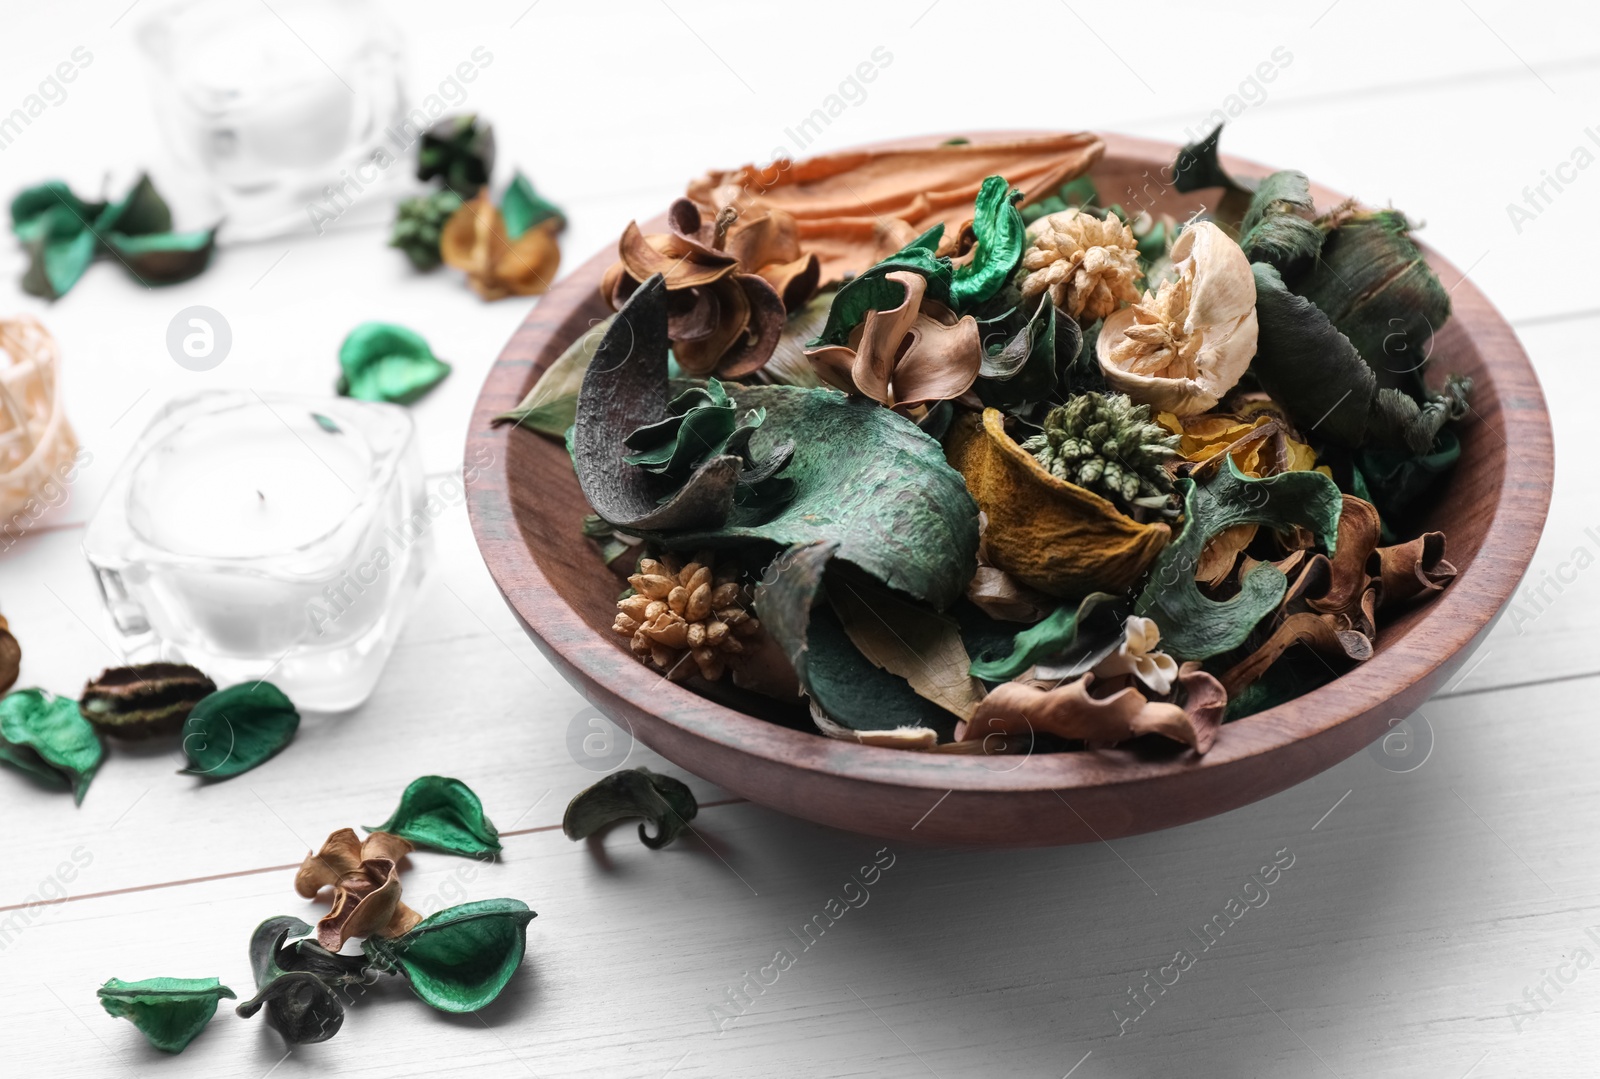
466, 130, 1553, 801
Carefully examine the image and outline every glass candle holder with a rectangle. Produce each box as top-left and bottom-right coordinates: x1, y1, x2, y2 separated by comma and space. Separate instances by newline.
137, 0, 407, 240
83, 391, 431, 711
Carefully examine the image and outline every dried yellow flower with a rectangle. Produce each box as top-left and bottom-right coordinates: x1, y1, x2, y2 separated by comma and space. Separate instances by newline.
1017, 209, 1142, 322
614, 551, 761, 682
1096, 221, 1257, 416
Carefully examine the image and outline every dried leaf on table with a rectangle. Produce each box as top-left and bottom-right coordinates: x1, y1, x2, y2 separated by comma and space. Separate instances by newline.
563, 767, 698, 849
687, 132, 1104, 285
1133, 456, 1343, 660
0, 687, 102, 802
180, 681, 300, 780
947, 409, 1169, 599
441, 189, 562, 300
362, 898, 536, 1014
500, 170, 564, 238
79, 662, 216, 739
368, 775, 502, 857
336, 321, 451, 405
416, 113, 495, 197
97, 977, 235, 1054
960, 675, 1207, 751
236, 915, 367, 1046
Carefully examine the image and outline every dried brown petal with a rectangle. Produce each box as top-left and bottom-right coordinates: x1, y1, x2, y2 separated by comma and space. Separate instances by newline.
959, 674, 1205, 750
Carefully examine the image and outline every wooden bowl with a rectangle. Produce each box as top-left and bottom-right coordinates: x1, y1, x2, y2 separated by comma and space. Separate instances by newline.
466, 133, 1552, 847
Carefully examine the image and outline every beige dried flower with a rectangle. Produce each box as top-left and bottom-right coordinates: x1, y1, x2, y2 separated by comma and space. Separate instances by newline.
1096, 221, 1257, 416
1018, 209, 1143, 322
614, 550, 761, 681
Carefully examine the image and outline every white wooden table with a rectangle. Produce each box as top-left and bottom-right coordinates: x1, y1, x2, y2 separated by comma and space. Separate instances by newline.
2, 2, 1596, 1075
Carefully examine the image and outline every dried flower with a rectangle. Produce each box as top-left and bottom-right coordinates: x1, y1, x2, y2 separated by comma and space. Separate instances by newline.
389, 189, 464, 271
613, 551, 761, 682
805, 270, 981, 411
1020, 392, 1178, 513
416, 113, 494, 198
1018, 209, 1143, 322
601, 199, 811, 379
1086, 616, 1179, 695
1097, 221, 1258, 416
295, 829, 421, 952
440, 190, 561, 301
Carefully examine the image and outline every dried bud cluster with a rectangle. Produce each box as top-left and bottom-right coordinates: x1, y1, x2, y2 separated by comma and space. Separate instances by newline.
614, 551, 760, 681
1018, 209, 1143, 322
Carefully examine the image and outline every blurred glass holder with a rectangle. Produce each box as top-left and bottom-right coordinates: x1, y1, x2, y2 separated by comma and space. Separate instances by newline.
137, 0, 407, 241
84, 391, 431, 712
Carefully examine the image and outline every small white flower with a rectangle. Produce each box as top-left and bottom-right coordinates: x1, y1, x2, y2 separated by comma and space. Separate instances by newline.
1092, 615, 1178, 696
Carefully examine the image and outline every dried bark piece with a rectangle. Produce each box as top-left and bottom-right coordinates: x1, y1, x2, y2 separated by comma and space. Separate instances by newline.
688, 132, 1104, 285
79, 662, 216, 739
1375, 532, 1457, 609
959, 674, 1205, 750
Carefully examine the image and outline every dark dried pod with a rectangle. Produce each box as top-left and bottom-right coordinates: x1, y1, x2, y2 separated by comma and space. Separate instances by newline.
80, 663, 216, 739
0, 614, 18, 694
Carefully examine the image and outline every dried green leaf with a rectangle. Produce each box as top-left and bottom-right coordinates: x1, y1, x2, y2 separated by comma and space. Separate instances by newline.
1294, 210, 1450, 393
810, 227, 953, 348
236, 915, 364, 1045
1252, 263, 1471, 455
966, 592, 1127, 682
950, 175, 1026, 310
336, 321, 452, 405
0, 688, 103, 802
1134, 457, 1344, 660
494, 313, 611, 435
80, 663, 216, 739
755, 541, 956, 739
417, 113, 495, 198
1238, 170, 1322, 278
563, 767, 698, 849
180, 682, 299, 779
826, 568, 986, 720
97, 977, 235, 1054
1170, 124, 1256, 226
363, 899, 536, 1013
105, 228, 216, 284
390, 189, 464, 271
577, 280, 978, 607
368, 775, 502, 857
501, 171, 563, 239
98, 173, 173, 237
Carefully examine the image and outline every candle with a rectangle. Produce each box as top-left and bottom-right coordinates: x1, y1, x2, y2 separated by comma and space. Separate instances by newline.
85, 391, 430, 711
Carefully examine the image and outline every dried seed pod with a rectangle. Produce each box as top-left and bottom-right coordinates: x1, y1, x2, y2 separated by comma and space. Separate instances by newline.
611, 550, 763, 682
0, 614, 18, 695
79, 662, 218, 739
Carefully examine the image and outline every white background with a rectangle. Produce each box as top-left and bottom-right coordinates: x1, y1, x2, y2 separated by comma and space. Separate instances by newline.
0, 1, 1597, 1075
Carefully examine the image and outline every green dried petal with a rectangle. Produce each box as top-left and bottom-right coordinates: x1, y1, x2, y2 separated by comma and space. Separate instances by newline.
563, 767, 698, 849
180, 682, 299, 780
363, 899, 536, 1013
501, 171, 563, 240
98, 977, 234, 1054
950, 175, 1026, 309
0, 688, 103, 802
336, 321, 451, 405
368, 775, 502, 857
236, 915, 364, 1045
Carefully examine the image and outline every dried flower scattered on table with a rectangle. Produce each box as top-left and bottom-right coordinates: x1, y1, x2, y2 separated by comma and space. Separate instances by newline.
295, 828, 421, 952
615, 551, 761, 682
1018, 208, 1142, 322
1098, 221, 1257, 416
389, 189, 463, 271
417, 113, 495, 198
441, 188, 562, 301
